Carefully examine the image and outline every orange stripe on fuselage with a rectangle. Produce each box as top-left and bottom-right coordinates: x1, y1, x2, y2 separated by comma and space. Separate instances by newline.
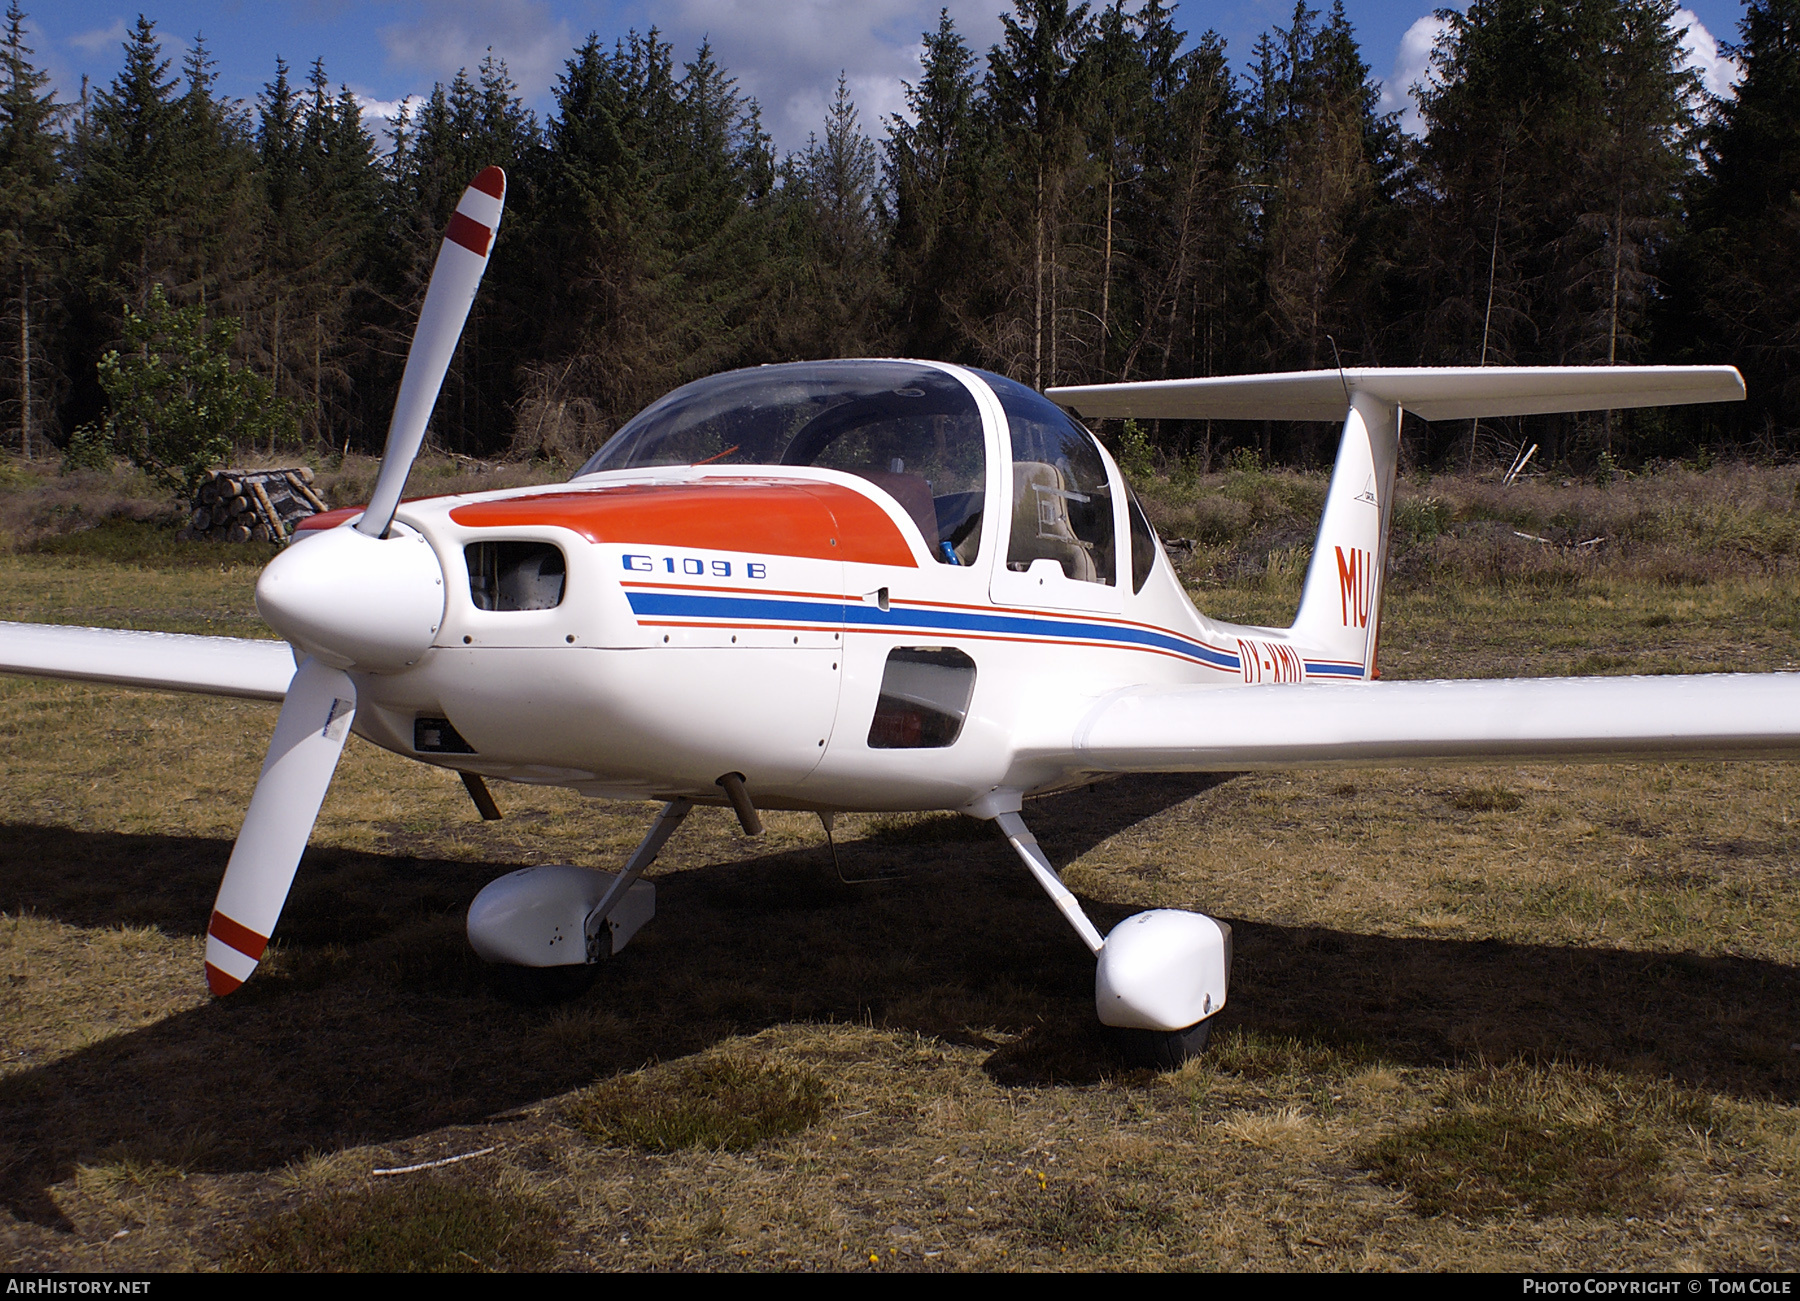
450, 480, 918, 567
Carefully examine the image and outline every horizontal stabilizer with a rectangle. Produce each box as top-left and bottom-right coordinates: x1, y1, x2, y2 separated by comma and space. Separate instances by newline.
1070, 674, 1800, 772
1047, 366, 1745, 423
0, 622, 297, 701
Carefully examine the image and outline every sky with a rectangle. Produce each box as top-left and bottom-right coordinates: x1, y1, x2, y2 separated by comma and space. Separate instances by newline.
29, 0, 1751, 156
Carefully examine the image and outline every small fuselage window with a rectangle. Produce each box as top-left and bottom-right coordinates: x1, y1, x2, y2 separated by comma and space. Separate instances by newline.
867, 647, 977, 749
1126, 484, 1159, 594
466, 541, 566, 611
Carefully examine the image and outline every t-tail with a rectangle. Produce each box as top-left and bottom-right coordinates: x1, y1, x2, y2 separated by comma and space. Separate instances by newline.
1291, 393, 1397, 680
1047, 363, 1746, 684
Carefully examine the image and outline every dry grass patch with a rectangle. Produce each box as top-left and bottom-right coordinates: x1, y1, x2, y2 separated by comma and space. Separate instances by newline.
1361, 1063, 1717, 1219
1201, 1028, 1373, 1082
567, 1055, 828, 1152
232, 1180, 557, 1272
1219, 1105, 1317, 1150
1449, 785, 1524, 813
1020, 1178, 1180, 1257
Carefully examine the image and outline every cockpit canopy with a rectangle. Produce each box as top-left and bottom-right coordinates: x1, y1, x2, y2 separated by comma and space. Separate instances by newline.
572, 359, 1131, 581
574, 360, 987, 565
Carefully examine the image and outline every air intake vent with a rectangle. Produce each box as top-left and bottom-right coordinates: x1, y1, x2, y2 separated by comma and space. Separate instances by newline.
414, 716, 476, 753
466, 541, 566, 610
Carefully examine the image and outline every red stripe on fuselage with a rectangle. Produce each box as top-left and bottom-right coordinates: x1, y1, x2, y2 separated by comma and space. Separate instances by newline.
622, 580, 843, 602
451, 481, 918, 567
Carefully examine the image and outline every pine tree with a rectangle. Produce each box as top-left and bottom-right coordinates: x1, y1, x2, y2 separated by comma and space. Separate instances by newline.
660, 40, 777, 378
1244, 3, 1399, 381
0, 2, 64, 458
521, 30, 684, 457
986, 0, 1098, 387
1415, 0, 1698, 463
1674, 0, 1800, 442
168, 35, 263, 316
252, 57, 383, 452
76, 16, 182, 315
1109, 3, 1243, 398
388, 54, 544, 453
886, 9, 993, 362
777, 73, 890, 358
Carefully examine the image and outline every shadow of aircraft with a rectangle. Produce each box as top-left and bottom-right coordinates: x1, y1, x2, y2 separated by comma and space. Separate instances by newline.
3, 771, 1797, 1227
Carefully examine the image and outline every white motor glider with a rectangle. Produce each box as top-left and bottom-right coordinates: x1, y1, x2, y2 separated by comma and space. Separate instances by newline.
1, 167, 1783, 1066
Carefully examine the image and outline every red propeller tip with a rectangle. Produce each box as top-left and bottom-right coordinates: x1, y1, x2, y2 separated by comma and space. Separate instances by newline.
471, 166, 505, 198
205, 963, 244, 997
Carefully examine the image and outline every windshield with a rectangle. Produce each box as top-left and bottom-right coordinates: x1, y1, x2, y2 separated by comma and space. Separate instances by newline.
573, 361, 988, 565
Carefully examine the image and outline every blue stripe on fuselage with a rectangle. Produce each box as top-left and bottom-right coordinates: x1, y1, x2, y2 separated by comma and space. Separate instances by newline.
624, 588, 1242, 671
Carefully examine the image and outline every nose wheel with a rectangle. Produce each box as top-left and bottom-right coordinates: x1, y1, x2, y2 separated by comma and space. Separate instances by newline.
991, 808, 1230, 1067
489, 960, 600, 1005
468, 798, 694, 1002
1110, 1020, 1213, 1069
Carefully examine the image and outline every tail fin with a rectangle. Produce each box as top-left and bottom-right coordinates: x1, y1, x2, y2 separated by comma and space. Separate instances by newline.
1292, 394, 1399, 679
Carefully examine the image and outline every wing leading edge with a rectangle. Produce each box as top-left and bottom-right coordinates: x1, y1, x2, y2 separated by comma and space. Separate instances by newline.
1067, 674, 1800, 772
0, 622, 297, 701
1047, 365, 1745, 423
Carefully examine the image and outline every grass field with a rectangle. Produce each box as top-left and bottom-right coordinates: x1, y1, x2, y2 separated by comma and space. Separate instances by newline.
2, 455, 1799, 1270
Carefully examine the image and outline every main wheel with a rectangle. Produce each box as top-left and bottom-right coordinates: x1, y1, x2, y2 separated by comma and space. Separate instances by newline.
488, 962, 599, 1006
1110, 1018, 1213, 1069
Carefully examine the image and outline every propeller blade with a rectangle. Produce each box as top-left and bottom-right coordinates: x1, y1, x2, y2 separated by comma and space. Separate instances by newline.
203, 658, 357, 995
358, 166, 507, 538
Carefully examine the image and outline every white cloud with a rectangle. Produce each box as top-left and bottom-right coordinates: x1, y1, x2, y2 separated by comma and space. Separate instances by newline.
1672, 8, 1740, 100
652, 0, 1007, 155
1376, 12, 1448, 138
352, 90, 419, 146
378, 0, 573, 106
66, 17, 128, 55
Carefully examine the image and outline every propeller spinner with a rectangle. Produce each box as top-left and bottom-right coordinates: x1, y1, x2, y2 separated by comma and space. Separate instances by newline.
204, 167, 507, 996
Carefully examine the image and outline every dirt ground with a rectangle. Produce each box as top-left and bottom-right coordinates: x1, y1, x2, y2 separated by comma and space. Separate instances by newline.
2, 458, 1799, 1271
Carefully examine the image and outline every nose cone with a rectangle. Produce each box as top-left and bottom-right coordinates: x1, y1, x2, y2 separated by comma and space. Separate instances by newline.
257, 523, 446, 671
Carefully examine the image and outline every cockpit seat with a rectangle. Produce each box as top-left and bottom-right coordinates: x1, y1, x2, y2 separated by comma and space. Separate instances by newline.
1011, 461, 1097, 582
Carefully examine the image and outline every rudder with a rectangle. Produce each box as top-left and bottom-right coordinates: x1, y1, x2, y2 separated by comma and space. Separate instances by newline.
1291, 393, 1400, 679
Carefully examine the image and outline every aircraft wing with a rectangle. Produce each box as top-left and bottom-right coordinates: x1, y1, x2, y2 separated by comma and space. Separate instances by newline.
1065, 674, 1800, 772
0, 621, 296, 702
1046, 365, 1745, 423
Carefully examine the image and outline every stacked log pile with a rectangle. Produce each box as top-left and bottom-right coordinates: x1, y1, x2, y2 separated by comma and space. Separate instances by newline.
180, 468, 331, 543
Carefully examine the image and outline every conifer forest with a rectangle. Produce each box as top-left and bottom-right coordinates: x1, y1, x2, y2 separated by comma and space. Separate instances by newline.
3, 0, 1799, 475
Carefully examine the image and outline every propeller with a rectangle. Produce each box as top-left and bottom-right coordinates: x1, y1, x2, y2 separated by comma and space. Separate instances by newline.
359, 166, 507, 539
205, 659, 356, 994
206, 167, 507, 995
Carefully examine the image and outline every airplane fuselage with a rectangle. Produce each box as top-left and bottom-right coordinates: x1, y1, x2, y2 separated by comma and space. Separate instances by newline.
328, 458, 1341, 816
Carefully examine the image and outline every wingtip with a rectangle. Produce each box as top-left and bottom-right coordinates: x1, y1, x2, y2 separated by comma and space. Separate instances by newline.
471, 166, 506, 199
